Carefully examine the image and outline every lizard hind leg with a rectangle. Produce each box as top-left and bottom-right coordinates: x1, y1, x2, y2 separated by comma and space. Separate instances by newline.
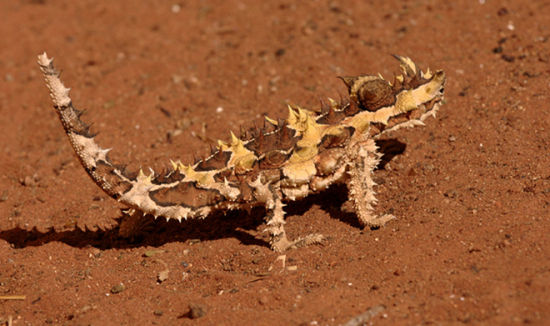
250, 178, 324, 252
346, 137, 396, 228
265, 193, 324, 252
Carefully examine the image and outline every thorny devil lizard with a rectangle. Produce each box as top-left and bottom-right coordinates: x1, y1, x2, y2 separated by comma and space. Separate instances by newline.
37, 53, 445, 252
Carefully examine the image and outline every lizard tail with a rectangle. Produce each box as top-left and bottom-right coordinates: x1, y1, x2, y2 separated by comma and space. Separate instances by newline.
38, 53, 208, 221
38, 52, 132, 200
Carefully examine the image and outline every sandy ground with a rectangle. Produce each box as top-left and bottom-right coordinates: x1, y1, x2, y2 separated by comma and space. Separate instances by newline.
1, 0, 550, 325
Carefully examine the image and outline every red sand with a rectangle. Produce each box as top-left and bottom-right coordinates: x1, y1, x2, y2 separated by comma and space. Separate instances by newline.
1, 1, 549, 324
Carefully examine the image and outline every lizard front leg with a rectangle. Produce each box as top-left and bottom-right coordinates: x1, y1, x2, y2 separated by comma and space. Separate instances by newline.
345, 136, 396, 227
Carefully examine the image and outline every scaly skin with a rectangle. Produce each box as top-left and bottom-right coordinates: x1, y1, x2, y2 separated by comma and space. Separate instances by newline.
38, 53, 445, 251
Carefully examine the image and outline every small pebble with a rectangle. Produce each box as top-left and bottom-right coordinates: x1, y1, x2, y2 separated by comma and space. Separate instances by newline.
144, 250, 163, 258
171, 4, 181, 13
110, 283, 125, 294
157, 270, 169, 283
187, 303, 206, 319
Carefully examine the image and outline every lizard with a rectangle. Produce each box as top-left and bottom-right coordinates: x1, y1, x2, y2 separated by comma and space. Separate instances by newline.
38, 53, 445, 252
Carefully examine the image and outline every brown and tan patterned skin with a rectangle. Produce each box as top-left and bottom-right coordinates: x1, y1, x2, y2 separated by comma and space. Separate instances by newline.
38, 53, 445, 252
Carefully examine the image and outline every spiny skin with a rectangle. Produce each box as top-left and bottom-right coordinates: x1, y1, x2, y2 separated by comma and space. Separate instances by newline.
38, 53, 445, 251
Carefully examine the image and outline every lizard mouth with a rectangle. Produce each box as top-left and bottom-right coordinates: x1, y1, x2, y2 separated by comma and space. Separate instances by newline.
369, 94, 444, 138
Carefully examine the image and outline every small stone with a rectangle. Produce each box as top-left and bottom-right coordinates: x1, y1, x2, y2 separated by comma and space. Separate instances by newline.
497, 7, 509, 16
157, 270, 169, 283
492, 46, 503, 54
182, 272, 189, 281
110, 283, 125, 294
275, 48, 286, 57
444, 189, 457, 199
0, 191, 8, 202
501, 54, 515, 62
187, 303, 206, 319
183, 76, 199, 89
171, 4, 181, 13
171, 74, 184, 84
143, 250, 163, 257
89, 248, 101, 258
22, 175, 37, 187
77, 305, 92, 314
153, 310, 163, 316
258, 296, 269, 305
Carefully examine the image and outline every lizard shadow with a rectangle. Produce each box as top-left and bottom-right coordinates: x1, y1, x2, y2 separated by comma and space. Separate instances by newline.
376, 138, 407, 169
0, 139, 406, 251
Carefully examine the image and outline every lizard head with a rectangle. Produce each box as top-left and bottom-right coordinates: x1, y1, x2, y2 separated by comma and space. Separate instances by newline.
339, 55, 446, 137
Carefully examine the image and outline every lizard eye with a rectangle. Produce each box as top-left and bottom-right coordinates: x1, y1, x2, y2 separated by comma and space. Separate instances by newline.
439, 87, 444, 94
